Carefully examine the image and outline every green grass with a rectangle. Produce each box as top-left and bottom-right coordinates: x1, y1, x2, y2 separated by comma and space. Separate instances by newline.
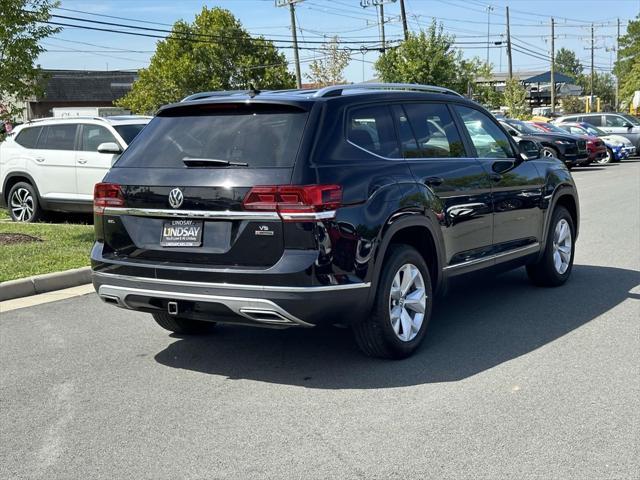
0, 212, 94, 282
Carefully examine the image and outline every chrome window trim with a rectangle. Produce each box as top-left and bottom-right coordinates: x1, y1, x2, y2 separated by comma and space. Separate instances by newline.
93, 271, 371, 292
444, 242, 540, 271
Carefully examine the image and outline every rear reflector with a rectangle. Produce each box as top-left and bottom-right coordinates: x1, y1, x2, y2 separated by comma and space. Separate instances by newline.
94, 183, 125, 214
243, 185, 342, 220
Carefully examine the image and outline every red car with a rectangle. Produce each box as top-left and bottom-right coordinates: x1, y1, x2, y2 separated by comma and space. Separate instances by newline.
528, 121, 606, 164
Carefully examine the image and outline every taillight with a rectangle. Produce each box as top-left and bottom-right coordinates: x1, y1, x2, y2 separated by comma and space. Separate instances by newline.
94, 182, 124, 215
243, 184, 342, 220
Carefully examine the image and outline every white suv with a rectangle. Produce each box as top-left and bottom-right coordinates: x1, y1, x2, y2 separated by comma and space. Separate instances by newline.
0, 116, 150, 222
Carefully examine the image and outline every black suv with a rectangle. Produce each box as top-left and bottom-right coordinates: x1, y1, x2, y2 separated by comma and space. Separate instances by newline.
92, 83, 579, 359
501, 119, 590, 168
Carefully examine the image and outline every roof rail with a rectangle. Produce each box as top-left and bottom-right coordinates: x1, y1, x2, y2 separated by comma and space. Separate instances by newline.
181, 90, 255, 102
26, 115, 109, 124
312, 83, 463, 98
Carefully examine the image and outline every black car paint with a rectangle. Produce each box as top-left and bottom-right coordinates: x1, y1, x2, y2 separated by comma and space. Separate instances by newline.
503, 119, 589, 167
92, 91, 579, 326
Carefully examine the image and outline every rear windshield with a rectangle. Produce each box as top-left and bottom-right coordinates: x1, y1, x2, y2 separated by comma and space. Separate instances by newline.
114, 124, 147, 145
114, 104, 309, 168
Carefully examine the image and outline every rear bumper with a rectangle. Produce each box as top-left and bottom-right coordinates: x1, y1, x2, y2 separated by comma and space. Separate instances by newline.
92, 270, 371, 327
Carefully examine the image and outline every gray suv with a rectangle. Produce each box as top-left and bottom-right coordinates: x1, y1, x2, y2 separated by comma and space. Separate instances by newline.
554, 113, 640, 151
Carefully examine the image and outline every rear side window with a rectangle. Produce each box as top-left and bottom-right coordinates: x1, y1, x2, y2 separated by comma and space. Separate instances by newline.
39, 124, 78, 151
80, 125, 116, 152
347, 105, 399, 158
115, 105, 308, 168
402, 103, 465, 158
15, 126, 42, 148
582, 115, 602, 126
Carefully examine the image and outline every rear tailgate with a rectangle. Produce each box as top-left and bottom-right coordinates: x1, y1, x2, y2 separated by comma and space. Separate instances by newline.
95, 101, 310, 269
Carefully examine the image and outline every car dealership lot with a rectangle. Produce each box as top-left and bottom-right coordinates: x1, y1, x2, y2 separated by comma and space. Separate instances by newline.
1, 162, 639, 480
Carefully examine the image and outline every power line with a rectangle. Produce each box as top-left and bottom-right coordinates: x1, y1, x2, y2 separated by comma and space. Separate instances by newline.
45, 12, 393, 45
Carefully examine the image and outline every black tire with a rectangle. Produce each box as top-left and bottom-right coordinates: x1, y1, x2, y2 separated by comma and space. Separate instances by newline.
152, 312, 217, 334
7, 182, 42, 222
526, 206, 575, 287
353, 245, 433, 359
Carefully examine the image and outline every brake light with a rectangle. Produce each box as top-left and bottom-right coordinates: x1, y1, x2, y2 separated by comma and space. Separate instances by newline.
94, 182, 124, 214
243, 184, 342, 220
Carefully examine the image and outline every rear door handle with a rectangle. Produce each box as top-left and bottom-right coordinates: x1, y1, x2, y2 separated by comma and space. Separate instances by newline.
34, 157, 45, 163
424, 176, 444, 187
77, 159, 88, 164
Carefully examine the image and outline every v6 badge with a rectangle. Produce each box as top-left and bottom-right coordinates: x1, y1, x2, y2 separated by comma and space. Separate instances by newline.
255, 225, 274, 236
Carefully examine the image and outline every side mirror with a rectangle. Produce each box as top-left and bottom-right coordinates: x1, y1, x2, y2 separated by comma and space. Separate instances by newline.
508, 129, 518, 137
518, 139, 540, 160
624, 122, 633, 129
97, 142, 122, 155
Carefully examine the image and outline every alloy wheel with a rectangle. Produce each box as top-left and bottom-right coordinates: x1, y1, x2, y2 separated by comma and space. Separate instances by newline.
10, 188, 35, 222
552, 218, 572, 274
388, 263, 427, 342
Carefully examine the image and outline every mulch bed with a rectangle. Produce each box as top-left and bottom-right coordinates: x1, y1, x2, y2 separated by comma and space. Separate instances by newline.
0, 233, 43, 246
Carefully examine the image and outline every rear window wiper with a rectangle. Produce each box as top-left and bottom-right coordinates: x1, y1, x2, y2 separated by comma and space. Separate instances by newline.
182, 157, 249, 167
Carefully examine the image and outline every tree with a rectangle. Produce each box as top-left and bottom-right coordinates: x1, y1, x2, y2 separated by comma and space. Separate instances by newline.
572, 71, 615, 108
305, 36, 350, 87
472, 63, 504, 109
117, 7, 295, 114
374, 20, 479, 95
614, 14, 640, 107
554, 48, 583, 79
503, 78, 530, 119
0, 0, 60, 124
553, 47, 615, 108
561, 96, 585, 114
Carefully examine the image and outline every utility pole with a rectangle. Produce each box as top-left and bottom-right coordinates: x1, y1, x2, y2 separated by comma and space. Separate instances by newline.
486, 5, 494, 65
550, 17, 555, 112
506, 6, 513, 79
379, 2, 386, 53
361, 0, 396, 54
276, 0, 302, 89
591, 23, 595, 110
616, 18, 620, 110
399, 0, 409, 41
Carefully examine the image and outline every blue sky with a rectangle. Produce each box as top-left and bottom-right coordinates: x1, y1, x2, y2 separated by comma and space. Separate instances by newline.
38, 0, 640, 81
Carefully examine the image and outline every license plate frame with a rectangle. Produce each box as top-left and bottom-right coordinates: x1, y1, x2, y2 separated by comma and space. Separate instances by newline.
160, 219, 203, 247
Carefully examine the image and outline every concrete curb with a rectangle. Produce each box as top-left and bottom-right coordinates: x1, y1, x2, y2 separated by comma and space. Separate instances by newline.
0, 267, 92, 302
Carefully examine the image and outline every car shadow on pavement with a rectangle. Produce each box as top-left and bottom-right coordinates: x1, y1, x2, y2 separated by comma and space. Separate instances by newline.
154, 264, 639, 389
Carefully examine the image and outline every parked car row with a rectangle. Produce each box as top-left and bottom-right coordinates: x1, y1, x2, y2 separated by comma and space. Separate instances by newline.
0, 115, 150, 222
494, 112, 639, 169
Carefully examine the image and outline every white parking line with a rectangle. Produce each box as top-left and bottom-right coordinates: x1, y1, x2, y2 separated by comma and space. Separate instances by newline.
0, 284, 95, 313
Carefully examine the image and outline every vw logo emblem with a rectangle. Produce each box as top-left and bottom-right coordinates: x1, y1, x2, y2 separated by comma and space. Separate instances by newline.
168, 188, 184, 209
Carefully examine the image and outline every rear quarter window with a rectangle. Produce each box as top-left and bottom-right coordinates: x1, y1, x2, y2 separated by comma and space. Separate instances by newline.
346, 105, 399, 158
115, 104, 308, 169
14, 126, 42, 148
39, 124, 78, 151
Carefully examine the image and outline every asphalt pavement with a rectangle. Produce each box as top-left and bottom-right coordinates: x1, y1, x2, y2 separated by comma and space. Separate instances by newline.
1, 160, 639, 480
